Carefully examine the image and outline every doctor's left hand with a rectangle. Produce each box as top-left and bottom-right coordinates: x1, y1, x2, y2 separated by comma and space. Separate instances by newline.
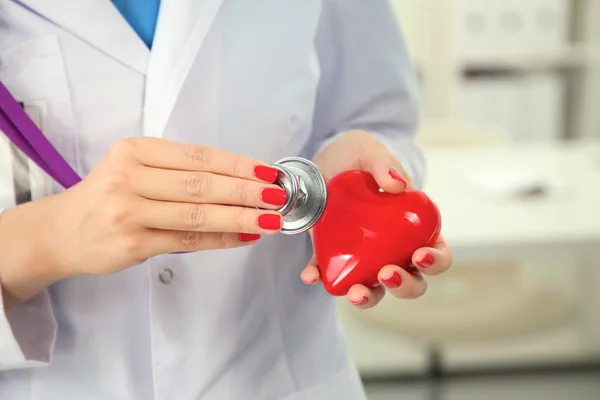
300, 130, 453, 309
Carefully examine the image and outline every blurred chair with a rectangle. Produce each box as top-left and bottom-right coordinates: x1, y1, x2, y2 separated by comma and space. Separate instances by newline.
337, 262, 575, 344
337, 262, 577, 400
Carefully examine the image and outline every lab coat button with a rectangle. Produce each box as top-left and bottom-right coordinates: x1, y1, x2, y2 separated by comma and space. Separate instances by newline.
158, 268, 174, 284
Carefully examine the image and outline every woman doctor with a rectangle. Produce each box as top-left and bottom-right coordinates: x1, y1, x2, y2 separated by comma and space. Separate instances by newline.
0, 1, 452, 399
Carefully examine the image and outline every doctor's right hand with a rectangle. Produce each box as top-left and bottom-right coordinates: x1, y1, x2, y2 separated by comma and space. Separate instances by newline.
0, 137, 285, 298
52, 138, 287, 276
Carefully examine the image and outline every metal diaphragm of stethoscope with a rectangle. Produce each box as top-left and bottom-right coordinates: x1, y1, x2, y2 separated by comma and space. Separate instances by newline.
270, 157, 327, 234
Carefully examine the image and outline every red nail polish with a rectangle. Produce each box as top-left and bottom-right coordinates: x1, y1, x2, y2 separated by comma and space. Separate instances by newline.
257, 214, 282, 230
418, 253, 434, 268
253, 165, 278, 183
382, 272, 402, 288
261, 188, 287, 206
351, 296, 368, 305
239, 233, 261, 242
388, 169, 407, 187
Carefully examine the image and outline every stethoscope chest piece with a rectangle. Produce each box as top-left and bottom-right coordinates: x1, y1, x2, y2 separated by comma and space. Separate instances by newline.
271, 157, 327, 234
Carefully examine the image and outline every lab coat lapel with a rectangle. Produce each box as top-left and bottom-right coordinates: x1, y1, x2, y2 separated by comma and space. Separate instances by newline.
143, 0, 224, 138
15, 0, 149, 75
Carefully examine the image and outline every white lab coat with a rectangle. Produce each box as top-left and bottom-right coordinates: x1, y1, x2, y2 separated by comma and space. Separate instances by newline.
0, 0, 423, 399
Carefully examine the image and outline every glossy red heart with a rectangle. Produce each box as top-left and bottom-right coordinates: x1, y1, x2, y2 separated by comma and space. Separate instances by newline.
312, 170, 442, 296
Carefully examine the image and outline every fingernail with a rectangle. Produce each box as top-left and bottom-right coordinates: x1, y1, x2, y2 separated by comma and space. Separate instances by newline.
418, 253, 434, 268
351, 296, 368, 305
261, 188, 287, 206
253, 165, 279, 183
239, 233, 261, 242
303, 278, 317, 284
382, 272, 402, 288
388, 168, 407, 187
257, 214, 282, 230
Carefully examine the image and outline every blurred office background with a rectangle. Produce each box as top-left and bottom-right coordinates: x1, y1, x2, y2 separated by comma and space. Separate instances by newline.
338, 1, 600, 399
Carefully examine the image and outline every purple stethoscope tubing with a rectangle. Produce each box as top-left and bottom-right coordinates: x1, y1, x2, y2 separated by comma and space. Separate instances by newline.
0, 81, 197, 253
0, 80, 81, 188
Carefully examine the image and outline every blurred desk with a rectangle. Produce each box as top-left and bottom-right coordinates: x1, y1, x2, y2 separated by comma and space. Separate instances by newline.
422, 139, 600, 261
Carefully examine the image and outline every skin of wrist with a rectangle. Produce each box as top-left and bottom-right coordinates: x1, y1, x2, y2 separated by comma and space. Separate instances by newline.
0, 195, 73, 306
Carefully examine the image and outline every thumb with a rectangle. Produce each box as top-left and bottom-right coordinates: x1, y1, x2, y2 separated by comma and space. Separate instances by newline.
360, 147, 411, 194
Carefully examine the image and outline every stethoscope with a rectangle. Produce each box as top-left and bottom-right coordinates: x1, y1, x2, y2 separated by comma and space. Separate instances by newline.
0, 80, 327, 233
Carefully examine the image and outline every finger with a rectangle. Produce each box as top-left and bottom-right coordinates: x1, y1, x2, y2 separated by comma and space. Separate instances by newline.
358, 143, 415, 193
300, 265, 320, 284
119, 137, 279, 183
378, 264, 427, 299
132, 167, 287, 210
143, 230, 261, 257
346, 284, 386, 309
300, 255, 320, 284
412, 236, 453, 276
138, 200, 283, 234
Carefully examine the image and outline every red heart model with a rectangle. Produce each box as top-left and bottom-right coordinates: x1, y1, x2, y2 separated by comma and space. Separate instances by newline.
312, 170, 442, 296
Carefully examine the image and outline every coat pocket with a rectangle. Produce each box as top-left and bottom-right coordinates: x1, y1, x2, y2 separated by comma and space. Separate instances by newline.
0, 34, 78, 208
